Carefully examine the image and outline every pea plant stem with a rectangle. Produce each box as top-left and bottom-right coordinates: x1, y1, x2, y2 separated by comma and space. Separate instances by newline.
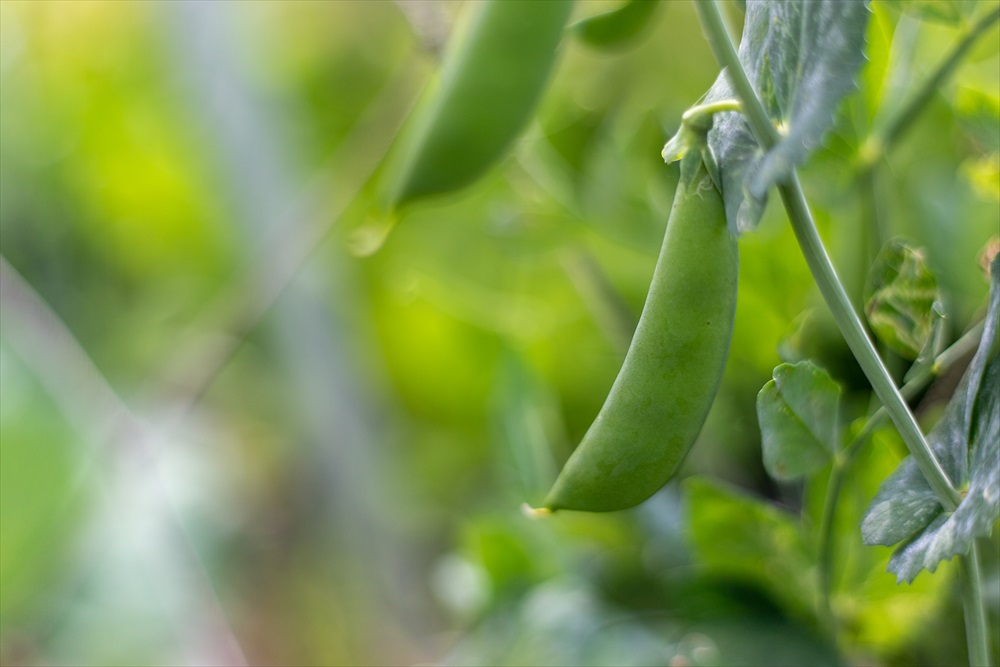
693, 0, 960, 510
963, 541, 991, 667
693, 2, 989, 661
817, 318, 986, 635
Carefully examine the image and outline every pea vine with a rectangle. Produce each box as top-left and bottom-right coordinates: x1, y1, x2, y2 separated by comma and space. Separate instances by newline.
691, 1, 999, 663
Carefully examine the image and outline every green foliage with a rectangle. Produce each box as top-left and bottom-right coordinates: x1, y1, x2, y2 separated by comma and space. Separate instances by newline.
685, 478, 816, 617
757, 361, 841, 481
0, 349, 88, 621
878, 0, 971, 25
863, 256, 1000, 582
864, 239, 943, 360
1, 0, 998, 664
704, 0, 871, 231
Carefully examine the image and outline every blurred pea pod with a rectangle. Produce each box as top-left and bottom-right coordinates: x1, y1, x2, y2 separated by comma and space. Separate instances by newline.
570, 0, 661, 50
386, 0, 574, 208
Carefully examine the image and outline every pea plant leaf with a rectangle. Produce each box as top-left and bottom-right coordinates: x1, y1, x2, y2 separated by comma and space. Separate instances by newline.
864, 239, 944, 361
570, 0, 661, 51
685, 478, 817, 616
757, 361, 841, 481
862, 255, 1000, 583
703, 0, 871, 232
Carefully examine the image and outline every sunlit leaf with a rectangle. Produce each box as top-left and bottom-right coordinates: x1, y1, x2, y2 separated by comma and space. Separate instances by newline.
864, 239, 943, 360
954, 87, 1000, 152
877, 0, 966, 25
703, 0, 871, 232
757, 361, 841, 481
862, 255, 1000, 583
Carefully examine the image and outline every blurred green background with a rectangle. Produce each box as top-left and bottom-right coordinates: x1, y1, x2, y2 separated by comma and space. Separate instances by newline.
1, 1, 997, 665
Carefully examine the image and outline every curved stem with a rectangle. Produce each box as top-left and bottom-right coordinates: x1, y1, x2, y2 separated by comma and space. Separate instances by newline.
694, 0, 960, 511
693, 0, 780, 149
844, 319, 986, 463
817, 318, 985, 634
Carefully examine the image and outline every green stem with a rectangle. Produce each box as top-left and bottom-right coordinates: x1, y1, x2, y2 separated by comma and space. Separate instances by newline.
859, 5, 1000, 171
693, 0, 961, 511
681, 99, 742, 123
963, 541, 991, 667
816, 457, 846, 635
844, 318, 985, 463
693, 0, 780, 149
817, 318, 985, 634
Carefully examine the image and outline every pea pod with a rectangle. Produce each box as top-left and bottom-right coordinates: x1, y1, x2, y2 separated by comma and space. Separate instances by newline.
570, 0, 661, 51
542, 153, 738, 512
387, 0, 573, 208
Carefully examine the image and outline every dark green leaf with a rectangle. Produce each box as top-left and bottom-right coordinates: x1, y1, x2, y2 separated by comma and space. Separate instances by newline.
704, 0, 871, 232
864, 239, 943, 360
570, 0, 661, 51
862, 255, 1000, 583
757, 361, 841, 481
686, 478, 816, 615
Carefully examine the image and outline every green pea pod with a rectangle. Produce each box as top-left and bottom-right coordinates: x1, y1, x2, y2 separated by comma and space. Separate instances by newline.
570, 0, 661, 50
542, 153, 738, 512
387, 0, 573, 208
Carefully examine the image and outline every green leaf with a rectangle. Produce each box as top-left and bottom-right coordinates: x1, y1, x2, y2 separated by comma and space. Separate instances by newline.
862, 255, 1000, 583
686, 478, 816, 615
570, 0, 661, 51
703, 0, 871, 232
757, 361, 841, 481
877, 0, 966, 25
864, 239, 944, 360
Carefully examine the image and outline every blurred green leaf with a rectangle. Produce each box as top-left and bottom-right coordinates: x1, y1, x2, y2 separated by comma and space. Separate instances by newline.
877, 0, 966, 25
0, 348, 86, 620
864, 239, 944, 360
757, 361, 841, 481
570, 0, 661, 51
704, 0, 870, 232
863, 256, 1000, 582
954, 87, 1000, 152
686, 477, 816, 616
492, 350, 563, 504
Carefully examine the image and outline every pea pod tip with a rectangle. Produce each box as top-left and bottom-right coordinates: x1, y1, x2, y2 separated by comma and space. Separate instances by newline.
520, 503, 553, 519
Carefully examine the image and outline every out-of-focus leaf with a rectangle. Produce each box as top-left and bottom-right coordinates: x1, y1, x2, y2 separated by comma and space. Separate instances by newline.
570, 0, 661, 51
686, 478, 816, 615
703, 0, 870, 232
862, 255, 1000, 582
492, 351, 562, 503
542, 107, 608, 184
955, 87, 1000, 152
962, 154, 1000, 201
757, 361, 841, 481
864, 239, 943, 360
0, 347, 86, 620
878, 0, 966, 25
